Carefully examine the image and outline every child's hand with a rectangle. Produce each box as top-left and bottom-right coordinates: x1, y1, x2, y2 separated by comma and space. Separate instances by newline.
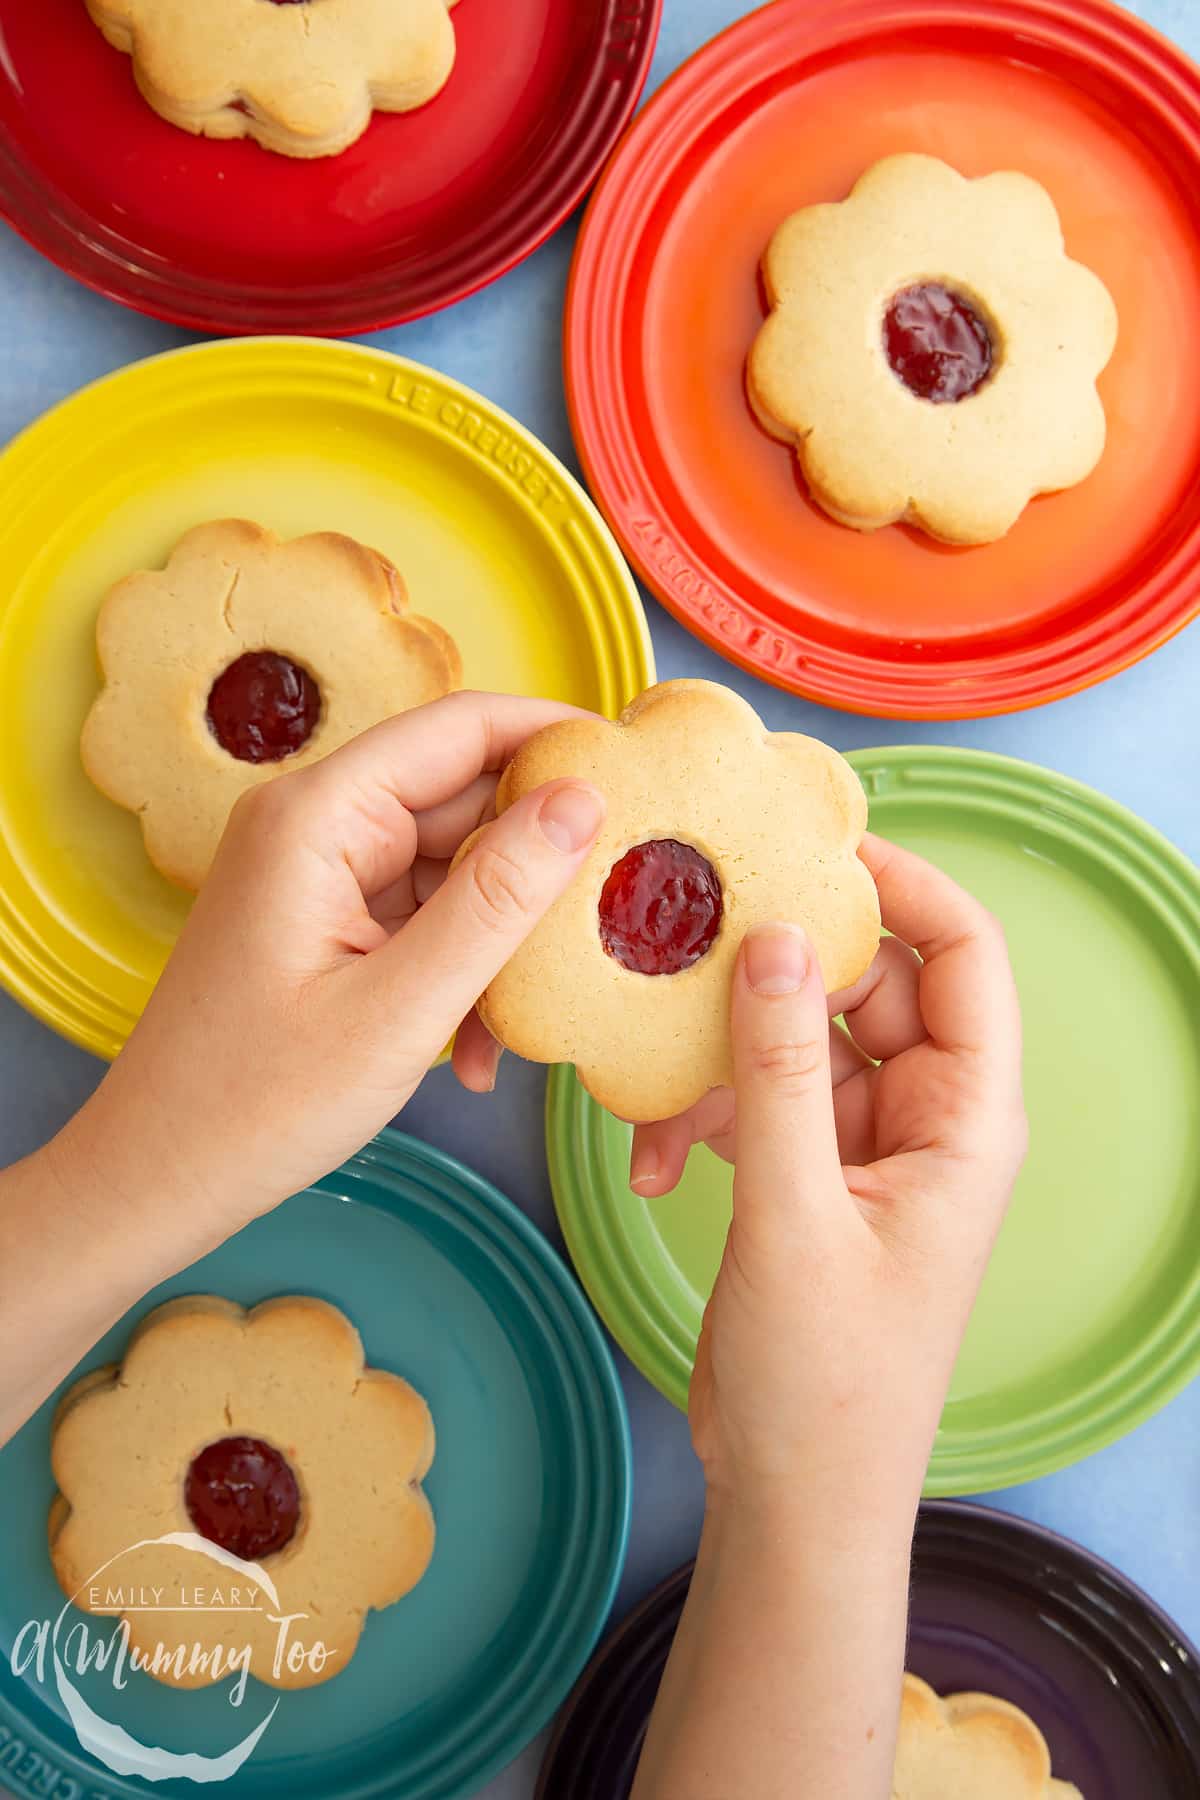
77, 692, 606, 1234
634, 835, 1026, 1526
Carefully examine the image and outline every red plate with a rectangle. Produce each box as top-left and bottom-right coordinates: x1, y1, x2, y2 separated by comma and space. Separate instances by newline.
0, 0, 660, 336
566, 0, 1200, 718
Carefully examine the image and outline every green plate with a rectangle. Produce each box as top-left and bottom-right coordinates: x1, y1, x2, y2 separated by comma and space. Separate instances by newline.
547, 746, 1200, 1495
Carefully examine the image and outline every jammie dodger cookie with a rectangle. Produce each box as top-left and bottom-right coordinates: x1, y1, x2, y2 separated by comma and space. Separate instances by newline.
48, 1296, 436, 1692
80, 519, 461, 890
465, 680, 880, 1122
84, 0, 463, 160
747, 154, 1118, 545
893, 1674, 1083, 1798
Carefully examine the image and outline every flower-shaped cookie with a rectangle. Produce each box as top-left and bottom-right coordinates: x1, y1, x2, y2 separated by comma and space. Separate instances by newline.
469, 680, 880, 1121
894, 1676, 1083, 1798
81, 518, 461, 889
49, 1296, 436, 1691
748, 154, 1118, 545
85, 0, 462, 159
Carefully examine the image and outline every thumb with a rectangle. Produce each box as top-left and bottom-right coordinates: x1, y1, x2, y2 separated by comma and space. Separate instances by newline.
353, 779, 606, 1081
731, 924, 845, 1229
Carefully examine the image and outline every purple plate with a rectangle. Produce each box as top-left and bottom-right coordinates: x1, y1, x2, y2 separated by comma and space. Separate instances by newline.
536, 1501, 1200, 1798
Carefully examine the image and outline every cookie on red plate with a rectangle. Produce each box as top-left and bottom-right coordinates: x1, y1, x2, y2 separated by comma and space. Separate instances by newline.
748, 154, 1118, 544
85, 0, 463, 159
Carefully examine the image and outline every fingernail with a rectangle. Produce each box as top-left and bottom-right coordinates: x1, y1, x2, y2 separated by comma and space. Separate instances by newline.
482, 1044, 501, 1094
743, 924, 811, 995
630, 1145, 661, 1192
538, 783, 605, 853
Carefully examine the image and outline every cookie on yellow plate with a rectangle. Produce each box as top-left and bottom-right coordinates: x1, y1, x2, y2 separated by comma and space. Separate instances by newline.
894, 1674, 1083, 1798
81, 518, 461, 890
465, 679, 880, 1122
49, 1296, 435, 1691
85, 0, 464, 159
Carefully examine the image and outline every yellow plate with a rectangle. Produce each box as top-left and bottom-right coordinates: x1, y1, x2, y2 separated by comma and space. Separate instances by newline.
0, 338, 654, 1060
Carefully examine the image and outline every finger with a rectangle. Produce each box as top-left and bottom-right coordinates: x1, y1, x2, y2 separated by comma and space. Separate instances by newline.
629, 1022, 871, 1198
306, 691, 595, 816
829, 934, 926, 1063
831, 1063, 879, 1167
731, 924, 845, 1230
367, 870, 418, 934
351, 780, 606, 1082
830, 1019, 874, 1085
413, 773, 498, 862
412, 855, 450, 907
367, 853, 451, 932
452, 1009, 502, 1094
262, 692, 598, 899
860, 834, 1020, 1068
630, 1090, 735, 1196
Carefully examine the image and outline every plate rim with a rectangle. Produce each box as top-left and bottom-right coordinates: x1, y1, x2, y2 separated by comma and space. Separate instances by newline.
0, 0, 664, 336
564, 0, 1200, 719
547, 743, 1200, 1494
535, 1499, 1200, 1798
0, 335, 655, 1060
0, 1126, 634, 1800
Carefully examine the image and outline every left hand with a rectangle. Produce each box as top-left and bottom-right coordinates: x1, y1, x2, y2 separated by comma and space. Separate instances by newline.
72, 691, 606, 1235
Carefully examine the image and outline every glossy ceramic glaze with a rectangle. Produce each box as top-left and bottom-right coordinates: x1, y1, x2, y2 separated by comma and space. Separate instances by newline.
548, 745, 1200, 1491
567, 0, 1200, 715
0, 338, 653, 1057
0, 0, 661, 333
0, 1132, 633, 1800
536, 1502, 1200, 1799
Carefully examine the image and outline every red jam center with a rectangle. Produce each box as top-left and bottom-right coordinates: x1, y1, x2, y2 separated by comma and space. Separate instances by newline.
599, 839, 723, 976
185, 1437, 300, 1561
206, 652, 320, 764
883, 283, 993, 404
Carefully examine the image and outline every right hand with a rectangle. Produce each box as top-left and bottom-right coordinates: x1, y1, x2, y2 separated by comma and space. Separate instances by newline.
645, 837, 1027, 1527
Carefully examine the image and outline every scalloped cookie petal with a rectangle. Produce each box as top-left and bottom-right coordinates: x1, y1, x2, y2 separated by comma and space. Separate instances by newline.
81, 520, 459, 889
47, 1294, 436, 1690
893, 1675, 1079, 1798
86, 0, 458, 158
749, 153, 1117, 544
968, 169, 1068, 253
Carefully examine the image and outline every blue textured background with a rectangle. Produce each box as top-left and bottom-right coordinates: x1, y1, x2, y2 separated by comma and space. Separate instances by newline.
1, 3, 1198, 1795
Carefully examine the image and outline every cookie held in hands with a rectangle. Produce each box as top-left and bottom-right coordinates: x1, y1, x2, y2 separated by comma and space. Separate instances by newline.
893, 1674, 1083, 1799
48, 1297, 436, 1691
468, 680, 880, 1122
748, 153, 1118, 545
81, 519, 461, 889
85, 0, 463, 159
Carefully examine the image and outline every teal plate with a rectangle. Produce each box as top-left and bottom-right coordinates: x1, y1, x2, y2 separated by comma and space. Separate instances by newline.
0, 1130, 632, 1799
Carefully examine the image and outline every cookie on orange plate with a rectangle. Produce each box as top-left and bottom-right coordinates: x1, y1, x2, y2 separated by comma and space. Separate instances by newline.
85, 0, 463, 159
49, 1296, 435, 1691
81, 518, 461, 889
748, 154, 1117, 544
894, 1674, 1083, 1797
466, 679, 880, 1122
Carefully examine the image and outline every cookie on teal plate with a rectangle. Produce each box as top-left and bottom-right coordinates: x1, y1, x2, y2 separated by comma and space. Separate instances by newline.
0, 1131, 632, 1799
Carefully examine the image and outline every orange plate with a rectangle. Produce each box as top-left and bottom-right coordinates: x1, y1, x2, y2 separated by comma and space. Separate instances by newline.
566, 0, 1200, 717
